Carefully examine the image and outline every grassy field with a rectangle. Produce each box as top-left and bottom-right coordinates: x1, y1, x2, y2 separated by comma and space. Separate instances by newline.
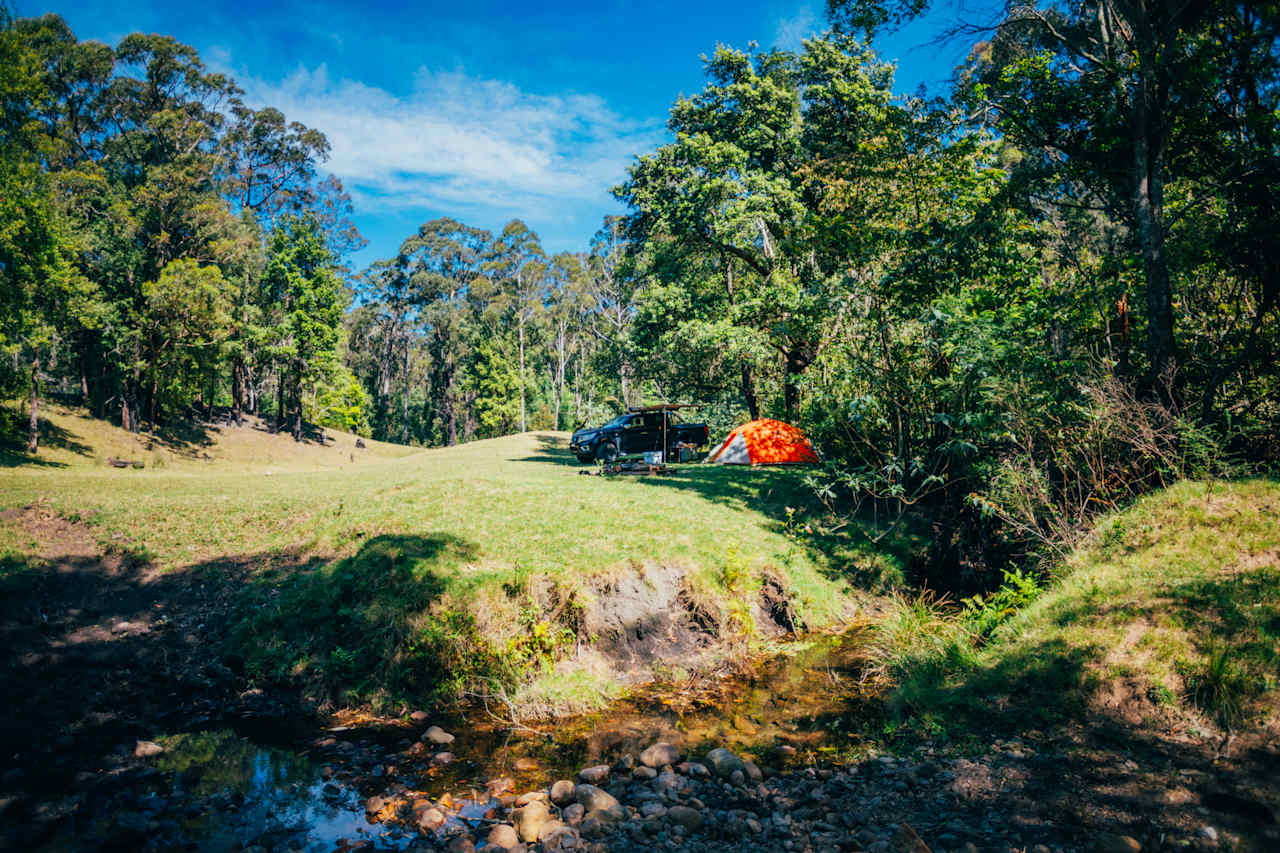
874, 478, 1280, 740
0, 403, 920, 712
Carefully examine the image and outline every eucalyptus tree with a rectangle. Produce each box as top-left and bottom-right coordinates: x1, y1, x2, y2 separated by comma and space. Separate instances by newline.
262, 215, 345, 441
399, 218, 492, 445
544, 252, 590, 430
584, 216, 640, 408
484, 220, 546, 433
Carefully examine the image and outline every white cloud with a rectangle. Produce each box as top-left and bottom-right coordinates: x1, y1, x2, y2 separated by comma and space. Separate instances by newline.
773, 2, 824, 51
228, 63, 666, 223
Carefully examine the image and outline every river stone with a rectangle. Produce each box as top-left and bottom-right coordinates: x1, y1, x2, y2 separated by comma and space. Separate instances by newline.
678, 761, 709, 778
633, 766, 658, 781
578, 764, 610, 784
580, 816, 605, 839
409, 710, 429, 722
704, 747, 747, 778
640, 801, 667, 819
431, 751, 455, 766
563, 802, 585, 824
422, 725, 454, 745
365, 795, 387, 815
134, 741, 164, 759
743, 759, 763, 782
640, 742, 681, 768
549, 779, 576, 806
445, 835, 474, 853
575, 784, 619, 813
653, 770, 683, 793
516, 791, 548, 806
537, 818, 569, 842
1097, 834, 1142, 853
667, 805, 703, 832
515, 801, 552, 843
486, 824, 519, 849
416, 806, 445, 830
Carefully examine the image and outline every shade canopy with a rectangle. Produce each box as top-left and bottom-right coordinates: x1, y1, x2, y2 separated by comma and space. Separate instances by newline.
704, 419, 820, 466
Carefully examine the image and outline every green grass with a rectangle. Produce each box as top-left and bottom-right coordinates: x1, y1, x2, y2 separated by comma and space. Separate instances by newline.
874, 478, 1280, 738
0, 404, 924, 713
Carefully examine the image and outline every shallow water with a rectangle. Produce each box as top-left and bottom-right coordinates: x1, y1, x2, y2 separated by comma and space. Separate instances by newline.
131, 628, 876, 851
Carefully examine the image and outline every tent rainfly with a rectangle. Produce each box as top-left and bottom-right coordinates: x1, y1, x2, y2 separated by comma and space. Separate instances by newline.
704, 418, 820, 466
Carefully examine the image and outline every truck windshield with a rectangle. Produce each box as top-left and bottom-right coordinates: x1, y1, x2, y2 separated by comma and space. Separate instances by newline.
602, 414, 631, 428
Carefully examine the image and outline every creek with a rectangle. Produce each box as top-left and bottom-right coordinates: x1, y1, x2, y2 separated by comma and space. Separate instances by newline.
63, 628, 878, 852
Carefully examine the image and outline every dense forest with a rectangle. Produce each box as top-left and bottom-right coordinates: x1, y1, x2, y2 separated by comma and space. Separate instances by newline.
2, 0, 1277, 585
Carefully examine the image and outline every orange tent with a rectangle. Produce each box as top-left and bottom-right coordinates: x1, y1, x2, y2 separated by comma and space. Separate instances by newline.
704, 419, 820, 466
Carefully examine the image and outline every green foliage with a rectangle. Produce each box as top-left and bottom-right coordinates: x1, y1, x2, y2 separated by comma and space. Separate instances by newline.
960, 568, 1042, 643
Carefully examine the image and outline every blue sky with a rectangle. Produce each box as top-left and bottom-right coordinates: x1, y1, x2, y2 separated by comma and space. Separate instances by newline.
18, 0, 981, 268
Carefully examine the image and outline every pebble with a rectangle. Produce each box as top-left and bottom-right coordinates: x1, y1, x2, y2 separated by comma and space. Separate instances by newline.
578, 764, 610, 784
133, 740, 164, 759
422, 725, 454, 745
1097, 833, 1142, 853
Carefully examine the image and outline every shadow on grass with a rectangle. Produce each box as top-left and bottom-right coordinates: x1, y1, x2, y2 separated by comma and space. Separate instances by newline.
0, 406, 90, 467
513, 433, 585, 467
235, 533, 499, 704
0, 529, 494, 812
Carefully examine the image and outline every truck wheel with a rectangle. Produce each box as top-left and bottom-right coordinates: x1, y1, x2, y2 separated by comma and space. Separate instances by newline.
574, 452, 594, 464
595, 441, 618, 463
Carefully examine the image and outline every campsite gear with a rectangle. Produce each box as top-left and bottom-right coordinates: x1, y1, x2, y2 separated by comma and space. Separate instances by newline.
704, 419, 820, 466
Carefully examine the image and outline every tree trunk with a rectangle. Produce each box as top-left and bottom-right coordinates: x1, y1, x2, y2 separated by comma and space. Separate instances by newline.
518, 321, 527, 433
291, 364, 303, 442
231, 357, 244, 426
275, 372, 285, 433
27, 357, 39, 454
402, 346, 411, 444
740, 363, 760, 420
1132, 27, 1175, 393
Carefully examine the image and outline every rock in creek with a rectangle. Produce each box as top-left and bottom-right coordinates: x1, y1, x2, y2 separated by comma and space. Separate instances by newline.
515, 799, 552, 844
486, 823, 519, 849
578, 764, 610, 784
134, 740, 164, 759
666, 804, 704, 832
704, 747, 747, 779
549, 779, 576, 806
639, 741, 681, 768
422, 725, 455, 745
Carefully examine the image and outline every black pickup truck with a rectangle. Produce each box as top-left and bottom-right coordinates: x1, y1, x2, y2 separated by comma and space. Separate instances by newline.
570, 407, 710, 464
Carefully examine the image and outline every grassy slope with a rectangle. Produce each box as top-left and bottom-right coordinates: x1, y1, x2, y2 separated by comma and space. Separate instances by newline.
1, 404, 919, 710
882, 478, 1280, 738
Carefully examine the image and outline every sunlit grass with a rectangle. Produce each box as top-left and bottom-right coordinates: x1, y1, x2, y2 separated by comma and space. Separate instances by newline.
877, 478, 1280, 736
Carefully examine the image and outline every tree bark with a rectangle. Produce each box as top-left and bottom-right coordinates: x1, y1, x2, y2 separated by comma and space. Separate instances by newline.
231, 357, 245, 426
27, 357, 40, 454
1132, 20, 1175, 394
740, 363, 760, 420
291, 363, 303, 442
402, 345, 411, 444
275, 371, 286, 433
518, 320, 527, 433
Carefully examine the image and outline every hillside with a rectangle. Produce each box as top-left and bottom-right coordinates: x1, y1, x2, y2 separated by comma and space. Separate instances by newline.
0, 404, 918, 714
879, 478, 1280, 743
